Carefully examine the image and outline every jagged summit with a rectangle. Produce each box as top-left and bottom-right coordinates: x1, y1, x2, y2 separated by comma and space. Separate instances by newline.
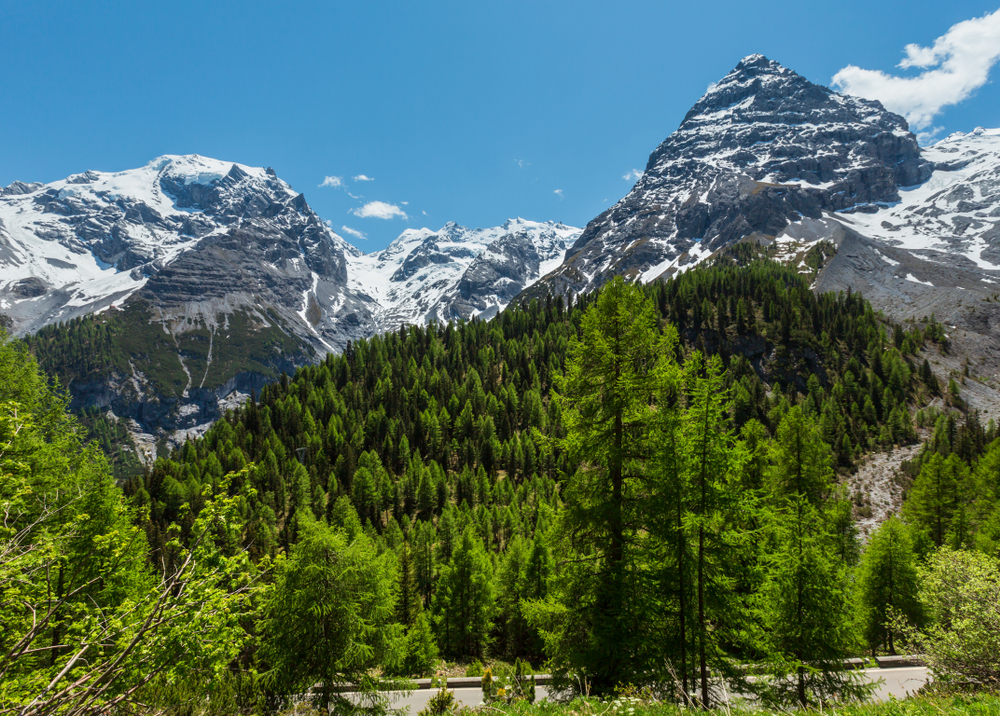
687, 54, 799, 118
525, 55, 933, 301
0, 154, 362, 338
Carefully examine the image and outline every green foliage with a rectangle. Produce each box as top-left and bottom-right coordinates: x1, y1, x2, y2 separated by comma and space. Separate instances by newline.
904, 452, 969, 553
856, 516, 922, 655
755, 498, 869, 707
433, 525, 495, 659
25, 300, 309, 399
418, 686, 456, 716
392, 611, 439, 677
88, 258, 935, 694
259, 516, 400, 711
546, 277, 668, 693
903, 548, 1000, 689
752, 407, 868, 707
0, 332, 258, 715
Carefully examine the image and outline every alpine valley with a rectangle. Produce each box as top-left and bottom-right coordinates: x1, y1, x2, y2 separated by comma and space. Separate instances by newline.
10, 50, 1000, 714
4, 54, 1000, 460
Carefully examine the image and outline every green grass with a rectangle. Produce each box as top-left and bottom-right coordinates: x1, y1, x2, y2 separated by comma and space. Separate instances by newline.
471, 694, 1000, 716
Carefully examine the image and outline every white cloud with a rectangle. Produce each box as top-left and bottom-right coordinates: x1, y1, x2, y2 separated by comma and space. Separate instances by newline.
340, 225, 368, 241
351, 201, 408, 220
554, 189, 564, 199
320, 175, 344, 188
516, 159, 529, 169
401, 201, 409, 205
354, 174, 374, 182
623, 169, 643, 182
832, 8, 1000, 135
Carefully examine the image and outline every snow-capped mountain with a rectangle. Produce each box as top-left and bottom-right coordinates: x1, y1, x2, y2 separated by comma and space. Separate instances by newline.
0, 155, 580, 453
526, 54, 932, 300
348, 219, 580, 331
0, 154, 370, 348
0, 157, 579, 343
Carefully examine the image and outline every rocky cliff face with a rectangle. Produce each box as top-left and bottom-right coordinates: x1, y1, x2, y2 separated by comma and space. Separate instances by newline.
0, 154, 370, 346
0, 155, 376, 456
526, 54, 932, 299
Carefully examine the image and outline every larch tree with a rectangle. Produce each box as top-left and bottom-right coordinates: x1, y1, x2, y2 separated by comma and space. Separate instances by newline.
856, 516, 922, 655
259, 516, 399, 712
535, 277, 668, 693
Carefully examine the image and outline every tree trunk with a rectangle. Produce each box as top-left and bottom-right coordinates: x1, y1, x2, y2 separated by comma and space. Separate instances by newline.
698, 523, 708, 709
678, 504, 688, 700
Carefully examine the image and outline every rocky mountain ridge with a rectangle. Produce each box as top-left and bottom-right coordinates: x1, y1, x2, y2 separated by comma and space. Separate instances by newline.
348, 218, 580, 332
6, 53, 1000, 456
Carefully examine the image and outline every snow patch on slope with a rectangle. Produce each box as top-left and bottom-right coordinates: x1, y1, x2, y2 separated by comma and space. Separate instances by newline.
835, 128, 1000, 268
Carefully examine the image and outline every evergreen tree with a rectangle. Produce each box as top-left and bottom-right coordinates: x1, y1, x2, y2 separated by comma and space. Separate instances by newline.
856, 516, 922, 655
260, 517, 399, 711
541, 277, 667, 693
756, 498, 867, 707
432, 525, 495, 659
755, 407, 867, 707
397, 541, 422, 627
904, 452, 966, 552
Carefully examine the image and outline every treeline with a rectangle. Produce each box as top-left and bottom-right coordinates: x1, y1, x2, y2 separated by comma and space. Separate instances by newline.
23, 299, 310, 400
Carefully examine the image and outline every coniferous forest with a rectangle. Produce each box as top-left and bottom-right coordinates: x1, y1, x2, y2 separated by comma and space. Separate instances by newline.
4, 256, 1000, 715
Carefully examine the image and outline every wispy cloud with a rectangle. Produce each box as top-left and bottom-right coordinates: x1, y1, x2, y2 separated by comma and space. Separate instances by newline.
554, 189, 564, 199
623, 169, 643, 182
340, 225, 368, 241
320, 175, 344, 188
515, 159, 529, 169
351, 201, 408, 220
832, 8, 1000, 138
354, 174, 374, 182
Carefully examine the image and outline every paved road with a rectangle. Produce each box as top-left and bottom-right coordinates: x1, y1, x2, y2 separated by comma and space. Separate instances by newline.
868, 667, 931, 700
378, 667, 930, 713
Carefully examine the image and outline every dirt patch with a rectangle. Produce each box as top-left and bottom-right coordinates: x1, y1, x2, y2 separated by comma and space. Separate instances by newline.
843, 440, 923, 541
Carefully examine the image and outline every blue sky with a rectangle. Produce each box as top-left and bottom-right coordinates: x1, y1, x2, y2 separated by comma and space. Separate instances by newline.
2, 0, 998, 252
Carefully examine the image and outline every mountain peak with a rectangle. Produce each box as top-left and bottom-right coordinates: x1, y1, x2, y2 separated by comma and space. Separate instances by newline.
734, 53, 776, 70
533, 55, 932, 301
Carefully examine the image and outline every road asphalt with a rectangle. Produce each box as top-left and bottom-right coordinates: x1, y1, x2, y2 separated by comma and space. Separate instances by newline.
376, 666, 931, 713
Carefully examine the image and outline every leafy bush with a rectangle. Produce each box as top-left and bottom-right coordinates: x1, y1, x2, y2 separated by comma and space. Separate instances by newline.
901, 548, 1000, 689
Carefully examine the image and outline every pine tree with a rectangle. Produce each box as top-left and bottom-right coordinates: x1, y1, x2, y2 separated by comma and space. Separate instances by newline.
756, 408, 867, 707
756, 498, 867, 707
904, 452, 966, 552
260, 516, 398, 711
